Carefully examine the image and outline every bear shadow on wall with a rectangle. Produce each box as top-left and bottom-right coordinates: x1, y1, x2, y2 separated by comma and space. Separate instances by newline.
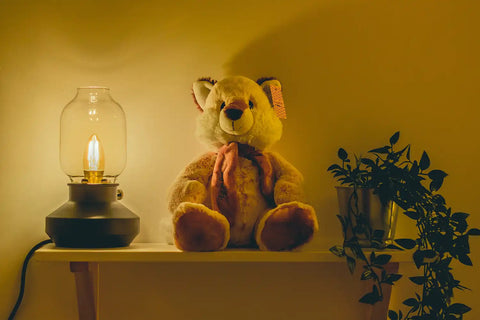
223, 1, 467, 247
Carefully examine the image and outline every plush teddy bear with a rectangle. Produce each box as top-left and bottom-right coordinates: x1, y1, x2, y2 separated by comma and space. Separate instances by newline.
168, 76, 318, 251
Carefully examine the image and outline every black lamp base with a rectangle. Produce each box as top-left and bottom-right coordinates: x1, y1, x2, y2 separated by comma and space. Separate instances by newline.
46, 183, 139, 248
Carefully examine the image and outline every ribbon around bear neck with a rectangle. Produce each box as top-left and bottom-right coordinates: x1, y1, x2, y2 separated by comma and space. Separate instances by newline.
210, 142, 274, 226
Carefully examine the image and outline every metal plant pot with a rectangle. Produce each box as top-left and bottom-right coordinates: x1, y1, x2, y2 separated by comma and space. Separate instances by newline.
336, 186, 399, 248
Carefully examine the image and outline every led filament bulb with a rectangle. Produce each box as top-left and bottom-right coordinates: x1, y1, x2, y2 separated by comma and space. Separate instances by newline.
83, 134, 105, 183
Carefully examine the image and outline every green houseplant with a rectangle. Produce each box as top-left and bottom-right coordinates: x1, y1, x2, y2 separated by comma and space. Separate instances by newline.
328, 132, 479, 320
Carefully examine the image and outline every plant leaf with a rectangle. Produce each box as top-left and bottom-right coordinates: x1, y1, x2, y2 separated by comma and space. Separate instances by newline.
448, 303, 472, 315
386, 244, 403, 250
361, 269, 374, 280
338, 148, 348, 161
370, 251, 376, 263
351, 245, 367, 261
329, 245, 345, 257
359, 292, 378, 305
327, 164, 342, 171
451, 212, 469, 221
430, 178, 444, 192
396, 144, 409, 158
388, 310, 398, 320
419, 151, 430, 171
360, 158, 376, 167
458, 254, 473, 266
383, 273, 402, 285
394, 238, 417, 249
359, 285, 381, 305
468, 228, 480, 236
428, 169, 448, 180
403, 211, 420, 220
374, 254, 392, 265
390, 131, 400, 145
369, 146, 391, 154
403, 298, 418, 307
413, 250, 424, 268
423, 249, 436, 259
456, 220, 468, 233
409, 276, 426, 285
347, 256, 356, 274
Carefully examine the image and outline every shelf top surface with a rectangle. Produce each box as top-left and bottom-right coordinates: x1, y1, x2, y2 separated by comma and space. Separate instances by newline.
34, 243, 412, 263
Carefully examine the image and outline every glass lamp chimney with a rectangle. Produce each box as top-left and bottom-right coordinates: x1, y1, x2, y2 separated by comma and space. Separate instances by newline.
60, 87, 126, 183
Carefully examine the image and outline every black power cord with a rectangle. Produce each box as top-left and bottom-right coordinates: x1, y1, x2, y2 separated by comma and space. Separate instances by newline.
8, 239, 53, 320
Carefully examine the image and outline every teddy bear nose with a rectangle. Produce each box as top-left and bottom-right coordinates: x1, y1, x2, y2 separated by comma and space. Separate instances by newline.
225, 109, 243, 121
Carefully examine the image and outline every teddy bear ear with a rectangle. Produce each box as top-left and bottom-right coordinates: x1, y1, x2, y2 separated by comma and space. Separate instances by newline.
192, 77, 217, 112
257, 77, 282, 104
257, 77, 281, 90
257, 78, 282, 102
257, 77, 287, 119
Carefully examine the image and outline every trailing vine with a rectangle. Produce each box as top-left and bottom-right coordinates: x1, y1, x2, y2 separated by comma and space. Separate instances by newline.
328, 132, 479, 319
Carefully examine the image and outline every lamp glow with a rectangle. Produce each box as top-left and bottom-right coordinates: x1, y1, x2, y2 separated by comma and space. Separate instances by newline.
83, 134, 105, 183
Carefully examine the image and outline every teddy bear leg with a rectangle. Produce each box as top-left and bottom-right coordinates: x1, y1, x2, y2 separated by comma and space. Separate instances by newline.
173, 202, 230, 251
255, 201, 318, 251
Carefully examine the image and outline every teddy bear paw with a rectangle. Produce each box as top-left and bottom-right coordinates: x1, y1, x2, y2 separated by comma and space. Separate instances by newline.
256, 201, 318, 251
173, 202, 230, 251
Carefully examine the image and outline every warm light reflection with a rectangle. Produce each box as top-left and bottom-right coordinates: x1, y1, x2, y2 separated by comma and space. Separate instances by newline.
83, 134, 105, 183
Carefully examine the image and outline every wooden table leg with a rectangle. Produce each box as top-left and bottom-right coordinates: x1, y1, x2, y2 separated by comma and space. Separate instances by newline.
70, 262, 99, 320
366, 262, 399, 320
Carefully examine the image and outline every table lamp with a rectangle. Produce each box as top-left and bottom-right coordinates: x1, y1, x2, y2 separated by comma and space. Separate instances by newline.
46, 87, 139, 248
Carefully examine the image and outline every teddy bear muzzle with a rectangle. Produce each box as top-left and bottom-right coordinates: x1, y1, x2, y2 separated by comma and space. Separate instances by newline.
219, 100, 254, 136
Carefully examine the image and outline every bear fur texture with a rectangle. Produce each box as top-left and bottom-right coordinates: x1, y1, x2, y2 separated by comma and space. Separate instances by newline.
168, 76, 318, 251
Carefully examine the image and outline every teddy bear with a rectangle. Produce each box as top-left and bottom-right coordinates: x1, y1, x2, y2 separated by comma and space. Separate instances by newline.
168, 75, 318, 251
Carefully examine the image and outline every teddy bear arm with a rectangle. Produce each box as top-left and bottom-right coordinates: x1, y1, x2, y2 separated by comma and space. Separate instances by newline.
168, 152, 216, 213
267, 152, 305, 205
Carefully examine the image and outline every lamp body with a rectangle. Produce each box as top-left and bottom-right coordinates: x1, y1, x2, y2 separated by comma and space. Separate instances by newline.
46, 87, 139, 248
46, 184, 139, 248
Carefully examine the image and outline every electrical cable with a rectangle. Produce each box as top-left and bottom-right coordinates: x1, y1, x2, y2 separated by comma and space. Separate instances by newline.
8, 239, 53, 320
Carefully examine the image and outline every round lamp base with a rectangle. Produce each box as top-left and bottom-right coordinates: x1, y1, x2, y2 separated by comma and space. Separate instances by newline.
46, 183, 139, 248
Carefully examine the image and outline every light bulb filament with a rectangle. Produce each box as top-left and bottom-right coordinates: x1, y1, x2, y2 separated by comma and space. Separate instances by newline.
83, 134, 105, 183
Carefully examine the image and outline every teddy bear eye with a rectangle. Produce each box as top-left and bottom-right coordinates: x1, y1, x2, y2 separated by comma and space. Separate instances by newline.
248, 100, 254, 109
220, 102, 225, 110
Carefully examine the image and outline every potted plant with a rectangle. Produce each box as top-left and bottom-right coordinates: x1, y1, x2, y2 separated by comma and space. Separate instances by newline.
328, 132, 479, 319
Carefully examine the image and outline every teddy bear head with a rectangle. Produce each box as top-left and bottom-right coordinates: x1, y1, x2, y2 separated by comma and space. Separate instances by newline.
192, 76, 283, 151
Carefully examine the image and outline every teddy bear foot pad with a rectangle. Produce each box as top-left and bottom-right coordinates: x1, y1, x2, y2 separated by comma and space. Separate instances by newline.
174, 202, 230, 251
257, 202, 318, 251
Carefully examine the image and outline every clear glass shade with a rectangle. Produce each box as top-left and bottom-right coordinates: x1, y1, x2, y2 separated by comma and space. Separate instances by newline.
60, 87, 126, 183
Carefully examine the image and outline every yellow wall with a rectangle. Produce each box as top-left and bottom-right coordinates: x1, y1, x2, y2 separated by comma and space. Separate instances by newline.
1, 0, 479, 319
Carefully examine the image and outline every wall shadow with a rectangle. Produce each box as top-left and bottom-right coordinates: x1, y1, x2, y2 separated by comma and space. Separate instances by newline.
224, 0, 480, 247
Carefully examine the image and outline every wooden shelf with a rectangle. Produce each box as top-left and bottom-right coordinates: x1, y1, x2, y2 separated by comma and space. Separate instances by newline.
34, 243, 412, 263
35, 243, 410, 320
